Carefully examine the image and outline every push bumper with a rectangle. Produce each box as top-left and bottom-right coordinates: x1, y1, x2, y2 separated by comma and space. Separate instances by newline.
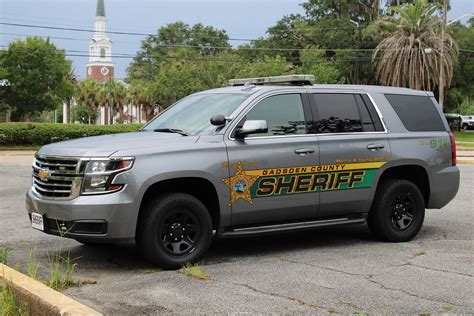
25, 188, 138, 242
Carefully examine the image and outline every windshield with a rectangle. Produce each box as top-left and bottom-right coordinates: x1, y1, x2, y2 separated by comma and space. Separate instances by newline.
142, 93, 249, 135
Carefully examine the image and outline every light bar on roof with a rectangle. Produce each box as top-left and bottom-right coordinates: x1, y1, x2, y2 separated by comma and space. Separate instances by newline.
229, 75, 315, 86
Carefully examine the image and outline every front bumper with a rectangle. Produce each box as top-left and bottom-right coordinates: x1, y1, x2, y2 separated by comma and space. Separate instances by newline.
25, 188, 138, 242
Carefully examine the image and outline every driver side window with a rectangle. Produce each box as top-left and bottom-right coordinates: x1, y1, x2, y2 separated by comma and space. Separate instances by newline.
244, 94, 306, 137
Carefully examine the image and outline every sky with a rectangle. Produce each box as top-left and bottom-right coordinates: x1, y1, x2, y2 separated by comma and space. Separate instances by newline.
1, 0, 473, 79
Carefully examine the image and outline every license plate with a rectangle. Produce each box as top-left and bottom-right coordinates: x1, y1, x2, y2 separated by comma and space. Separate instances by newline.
31, 212, 44, 231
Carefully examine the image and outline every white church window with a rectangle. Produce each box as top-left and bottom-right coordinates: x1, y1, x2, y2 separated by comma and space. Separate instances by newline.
100, 48, 106, 59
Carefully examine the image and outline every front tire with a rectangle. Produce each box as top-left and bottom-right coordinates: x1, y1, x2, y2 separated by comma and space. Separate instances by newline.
136, 193, 213, 269
368, 179, 425, 242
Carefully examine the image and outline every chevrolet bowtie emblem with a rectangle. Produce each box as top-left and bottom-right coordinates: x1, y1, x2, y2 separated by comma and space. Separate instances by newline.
38, 169, 50, 181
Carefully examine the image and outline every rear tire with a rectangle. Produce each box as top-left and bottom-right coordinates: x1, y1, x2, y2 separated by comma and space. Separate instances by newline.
136, 192, 213, 269
368, 179, 425, 242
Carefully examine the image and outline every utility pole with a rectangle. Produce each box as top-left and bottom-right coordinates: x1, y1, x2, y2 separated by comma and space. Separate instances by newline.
438, 0, 448, 111
350, 20, 360, 84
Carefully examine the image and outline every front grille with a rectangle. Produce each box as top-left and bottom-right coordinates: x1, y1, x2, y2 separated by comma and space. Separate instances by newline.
32, 156, 82, 199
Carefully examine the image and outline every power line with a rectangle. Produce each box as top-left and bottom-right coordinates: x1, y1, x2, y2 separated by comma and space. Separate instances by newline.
4, 32, 469, 53
3, 46, 471, 64
0, 16, 365, 37
0, 22, 258, 42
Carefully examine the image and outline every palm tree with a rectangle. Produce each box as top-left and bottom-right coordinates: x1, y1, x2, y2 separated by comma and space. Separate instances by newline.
64, 69, 78, 123
128, 81, 154, 123
98, 79, 127, 124
373, 0, 458, 91
76, 79, 100, 124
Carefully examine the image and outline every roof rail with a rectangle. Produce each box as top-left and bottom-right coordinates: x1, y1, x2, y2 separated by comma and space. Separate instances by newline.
229, 75, 315, 87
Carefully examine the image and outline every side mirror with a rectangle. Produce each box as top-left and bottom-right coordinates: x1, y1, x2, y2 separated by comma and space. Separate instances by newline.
235, 120, 268, 138
210, 114, 227, 126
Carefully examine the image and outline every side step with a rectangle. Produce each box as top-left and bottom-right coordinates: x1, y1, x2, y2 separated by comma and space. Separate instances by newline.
219, 215, 366, 238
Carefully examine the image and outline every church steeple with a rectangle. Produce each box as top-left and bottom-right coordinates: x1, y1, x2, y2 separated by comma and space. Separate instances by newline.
96, 0, 106, 17
87, 0, 114, 82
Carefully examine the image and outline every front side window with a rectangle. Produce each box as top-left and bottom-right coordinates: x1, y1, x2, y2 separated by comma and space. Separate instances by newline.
313, 94, 363, 133
243, 94, 306, 137
142, 93, 248, 135
100, 48, 106, 58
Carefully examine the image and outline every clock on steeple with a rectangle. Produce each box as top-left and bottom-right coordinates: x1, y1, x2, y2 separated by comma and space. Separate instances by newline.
86, 0, 114, 82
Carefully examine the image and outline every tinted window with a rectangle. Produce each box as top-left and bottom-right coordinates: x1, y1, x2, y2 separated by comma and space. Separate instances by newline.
245, 94, 306, 136
361, 94, 384, 132
355, 95, 375, 132
385, 94, 445, 131
313, 94, 363, 133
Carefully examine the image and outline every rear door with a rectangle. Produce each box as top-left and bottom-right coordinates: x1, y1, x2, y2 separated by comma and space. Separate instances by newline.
309, 92, 391, 217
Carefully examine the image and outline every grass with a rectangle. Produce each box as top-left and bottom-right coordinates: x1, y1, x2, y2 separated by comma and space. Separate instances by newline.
457, 142, 474, 148
0, 282, 27, 316
454, 131, 474, 143
0, 248, 11, 265
0, 146, 39, 151
47, 253, 78, 291
180, 263, 210, 281
26, 250, 38, 280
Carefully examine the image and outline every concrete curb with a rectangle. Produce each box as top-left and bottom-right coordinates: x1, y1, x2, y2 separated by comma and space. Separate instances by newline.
0, 263, 101, 316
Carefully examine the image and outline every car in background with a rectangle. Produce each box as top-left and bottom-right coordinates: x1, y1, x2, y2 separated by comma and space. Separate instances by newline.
461, 115, 474, 130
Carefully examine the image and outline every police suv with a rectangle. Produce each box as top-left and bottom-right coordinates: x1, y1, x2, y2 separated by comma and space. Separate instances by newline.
27, 75, 460, 269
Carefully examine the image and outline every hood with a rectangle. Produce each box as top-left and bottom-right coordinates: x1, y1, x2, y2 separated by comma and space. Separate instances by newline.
37, 132, 200, 157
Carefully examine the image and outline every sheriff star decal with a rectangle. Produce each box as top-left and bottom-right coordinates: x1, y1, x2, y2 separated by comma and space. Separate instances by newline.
223, 161, 259, 206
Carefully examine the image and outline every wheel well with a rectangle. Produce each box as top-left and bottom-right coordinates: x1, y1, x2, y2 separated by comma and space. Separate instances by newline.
137, 177, 220, 231
377, 165, 430, 205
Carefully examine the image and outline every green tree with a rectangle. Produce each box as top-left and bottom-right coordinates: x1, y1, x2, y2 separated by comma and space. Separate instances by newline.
236, 55, 288, 78
128, 80, 155, 122
76, 79, 100, 124
127, 22, 230, 81
447, 18, 473, 111
297, 50, 345, 83
0, 37, 72, 121
372, 0, 458, 90
150, 50, 206, 109
302, 0, 381, 23
98, 79, 127, 125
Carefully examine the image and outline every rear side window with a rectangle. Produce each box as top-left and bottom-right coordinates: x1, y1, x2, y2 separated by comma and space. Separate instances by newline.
313, 94, 362, 133
311, 93, 383, 133
385, 94, 445, 131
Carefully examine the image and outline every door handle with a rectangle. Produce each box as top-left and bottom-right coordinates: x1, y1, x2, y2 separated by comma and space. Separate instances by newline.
366, 143, 385, 151
294, 148, 315, 155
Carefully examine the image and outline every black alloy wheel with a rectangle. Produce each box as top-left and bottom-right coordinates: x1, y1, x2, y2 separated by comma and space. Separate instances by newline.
137, 192, 213, 269
159, 209, 201, 256
368, 179, 425, 242
390, 192, 416, 231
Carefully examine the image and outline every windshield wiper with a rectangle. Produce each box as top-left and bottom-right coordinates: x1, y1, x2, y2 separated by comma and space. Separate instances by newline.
153, 128, 189, 136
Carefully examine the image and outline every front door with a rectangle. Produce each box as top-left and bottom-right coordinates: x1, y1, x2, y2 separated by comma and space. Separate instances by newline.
309, 92, 391, 217
224, 92, 320, 226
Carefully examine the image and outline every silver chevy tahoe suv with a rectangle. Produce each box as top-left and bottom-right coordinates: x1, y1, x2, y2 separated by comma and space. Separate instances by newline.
26, 75, 460, 269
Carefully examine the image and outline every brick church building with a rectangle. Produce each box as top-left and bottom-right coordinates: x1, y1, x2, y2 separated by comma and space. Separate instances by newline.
63, 0, 148, 125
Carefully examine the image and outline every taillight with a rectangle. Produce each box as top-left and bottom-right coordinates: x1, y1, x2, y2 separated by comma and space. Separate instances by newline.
449, 132, 456, 166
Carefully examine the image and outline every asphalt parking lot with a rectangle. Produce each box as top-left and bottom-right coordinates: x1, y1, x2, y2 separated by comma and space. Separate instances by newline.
1, 164, 473, 314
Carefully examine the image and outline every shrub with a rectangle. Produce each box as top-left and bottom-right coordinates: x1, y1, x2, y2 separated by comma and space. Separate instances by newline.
71, 105, 99, 124
457, 97, 474, 115
0, 123, 143, 146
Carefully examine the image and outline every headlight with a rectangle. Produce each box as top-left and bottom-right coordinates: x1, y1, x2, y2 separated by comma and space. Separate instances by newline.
81, 157, 134, 194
